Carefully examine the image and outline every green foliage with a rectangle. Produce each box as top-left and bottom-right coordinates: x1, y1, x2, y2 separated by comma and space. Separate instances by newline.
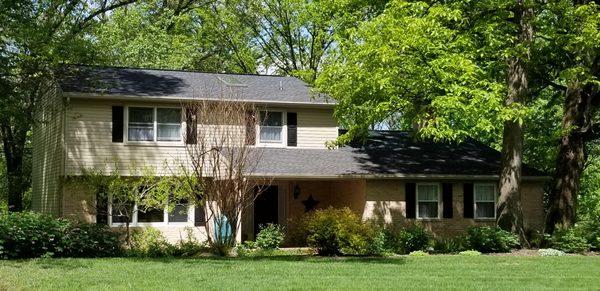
129, 227, 175, 257
573, 220, 600, 250
382, 224, 432, 254
538, 248, 567, 257
408, 250, 429, 256
465, 226, 520, 253
458, 250, 481, 256
255, 224, 285, 250
551, 228, 590, 254
300, 207, 374, 256
0, 212, 121, 259
433, 237, 466, 254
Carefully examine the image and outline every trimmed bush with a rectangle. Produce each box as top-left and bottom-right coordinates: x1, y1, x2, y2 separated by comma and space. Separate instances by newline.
256, 224, 285, 250
382, 224, 432, 254
465, 226, 519, 253
300, 207, 373, 256
551, 228, 589, 253
538, 248, 566, 257
0, 212, 121, 259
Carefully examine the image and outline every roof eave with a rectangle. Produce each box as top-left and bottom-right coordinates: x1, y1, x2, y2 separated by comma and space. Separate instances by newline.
61, 91, 337, 108
249, 173, 551, 181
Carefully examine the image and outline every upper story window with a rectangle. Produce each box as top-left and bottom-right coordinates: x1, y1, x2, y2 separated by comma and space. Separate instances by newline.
127, 107, 182, 142
259, 111, 283, 144
417, 183, 440, 219
474, 183, 496, 219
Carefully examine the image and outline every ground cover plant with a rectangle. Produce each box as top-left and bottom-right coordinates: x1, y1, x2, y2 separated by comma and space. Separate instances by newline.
1, 256, 599, 290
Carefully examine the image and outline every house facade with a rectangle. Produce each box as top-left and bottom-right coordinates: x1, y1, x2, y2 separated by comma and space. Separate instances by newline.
32, 66, 548, 243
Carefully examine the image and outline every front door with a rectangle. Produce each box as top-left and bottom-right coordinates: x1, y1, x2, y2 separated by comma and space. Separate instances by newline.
253, 185, 278, 238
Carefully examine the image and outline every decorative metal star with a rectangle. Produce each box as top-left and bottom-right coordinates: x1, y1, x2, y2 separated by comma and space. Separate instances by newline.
301, 194, 319, 212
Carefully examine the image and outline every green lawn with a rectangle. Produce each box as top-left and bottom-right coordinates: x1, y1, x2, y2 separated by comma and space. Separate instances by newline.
1, 255, 599, 290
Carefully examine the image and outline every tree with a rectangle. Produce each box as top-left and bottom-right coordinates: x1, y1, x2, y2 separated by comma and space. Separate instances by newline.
537, 0, 600, 232
496, 0, 534, 244
218, 0, 389, 83
177, 97, 268, 255
0, 0, 137, 211
93, 0, 259, 73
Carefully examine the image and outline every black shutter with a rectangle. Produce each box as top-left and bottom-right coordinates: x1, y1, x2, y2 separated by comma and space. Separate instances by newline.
112, 106, 124, 143
96, 186, 108, 225
442, 183, 453, 218
405, 183, 416, 219
245, 110, 256, 145
463, 183, 474, 218
185, 107, 197, 144
194, 205, 206, 226
287, 112, 297, 147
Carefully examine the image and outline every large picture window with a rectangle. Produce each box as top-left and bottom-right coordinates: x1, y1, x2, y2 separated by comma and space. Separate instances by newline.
417, 183, 440, 219
259, 111, 283, 143
109, 202, 200, 226
127, 107, 182, 142
474, 184, 496, 219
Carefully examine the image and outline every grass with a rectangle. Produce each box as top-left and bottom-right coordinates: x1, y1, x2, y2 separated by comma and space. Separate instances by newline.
1, 255, 599, 290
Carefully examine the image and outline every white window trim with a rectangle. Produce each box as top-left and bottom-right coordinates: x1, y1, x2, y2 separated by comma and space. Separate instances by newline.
416, 182, 441, 220
124, 105, 185, 146
474, 183, 497, 220
108, 203, 195, 227
256, 110, 287, 147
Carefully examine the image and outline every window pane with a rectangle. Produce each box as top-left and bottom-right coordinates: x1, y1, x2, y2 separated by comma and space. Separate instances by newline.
260, 126, 282, 142
475, 184, 495, 201
157, 108, 181, 123
476, 202, 495, 218
194, 206, 206, 226
418, 202, 438, 218
138, 208, 164, 223
129, 107, 154, 141
168, 204, 188, 223
157, 108, 181, 141
260, 111, 283, 126
417, 185, 438, 201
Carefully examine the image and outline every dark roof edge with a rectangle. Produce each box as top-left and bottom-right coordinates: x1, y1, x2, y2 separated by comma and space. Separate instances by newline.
61, 64, 290, 78
249, 173, 551, 181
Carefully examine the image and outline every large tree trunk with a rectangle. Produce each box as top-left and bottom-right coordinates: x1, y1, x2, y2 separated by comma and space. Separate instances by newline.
545, 81, 597, 233
497, 0, 533, 245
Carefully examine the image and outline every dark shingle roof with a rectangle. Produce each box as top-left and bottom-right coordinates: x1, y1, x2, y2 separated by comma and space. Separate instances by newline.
57, 66, 332, 105
253, 131, 546, 178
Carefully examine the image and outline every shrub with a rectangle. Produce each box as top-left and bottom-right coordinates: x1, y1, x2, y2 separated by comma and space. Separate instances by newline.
172, 227, 208, 257
256, 224, 285, 250
129, 227, 175, 257
367, 230, 389, 256
538, 248, 566, 257
60, 223, 122, 257
408, 250, 429, 256
459, 250, 481, 256
0, 212, 122, 259
465, 226, 519, 253
551, 228, 589, 253
573, 220, 600, 250
382, 224, 432, 254
301, 207, 373, 256
433, 237, 466, 254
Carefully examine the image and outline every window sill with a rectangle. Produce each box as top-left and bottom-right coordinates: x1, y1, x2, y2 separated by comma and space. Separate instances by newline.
474, 217, 496, 221
124, 141, 185, 147
415, 218, 442, 221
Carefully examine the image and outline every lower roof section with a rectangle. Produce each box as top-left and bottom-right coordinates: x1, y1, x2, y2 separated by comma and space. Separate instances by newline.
251, 131, 547, 180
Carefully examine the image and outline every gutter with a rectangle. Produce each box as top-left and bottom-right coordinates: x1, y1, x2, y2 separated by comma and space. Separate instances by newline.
61, 92, 337, 108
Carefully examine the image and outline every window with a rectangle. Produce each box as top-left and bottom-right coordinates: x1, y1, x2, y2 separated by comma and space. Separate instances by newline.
417, 184, 440, 219
168, 200, 189, 223
259, 111, 283, 143
474, 184, 496, 219
127, 107, 182, 142
109, 203, 192, 226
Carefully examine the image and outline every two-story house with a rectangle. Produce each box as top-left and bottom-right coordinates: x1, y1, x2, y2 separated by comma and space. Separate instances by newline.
32, 66, 548, 243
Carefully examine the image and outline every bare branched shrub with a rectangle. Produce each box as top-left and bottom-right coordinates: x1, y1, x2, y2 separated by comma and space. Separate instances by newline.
177, 98, 269, 255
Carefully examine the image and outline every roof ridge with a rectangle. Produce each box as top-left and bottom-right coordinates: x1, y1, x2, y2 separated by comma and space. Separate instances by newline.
64, 64, 292, 78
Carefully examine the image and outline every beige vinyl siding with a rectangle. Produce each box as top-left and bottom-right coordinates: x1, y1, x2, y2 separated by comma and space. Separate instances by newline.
65, 100, 190, 176
296, 108, 337, 148
31, 84, 64, 216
